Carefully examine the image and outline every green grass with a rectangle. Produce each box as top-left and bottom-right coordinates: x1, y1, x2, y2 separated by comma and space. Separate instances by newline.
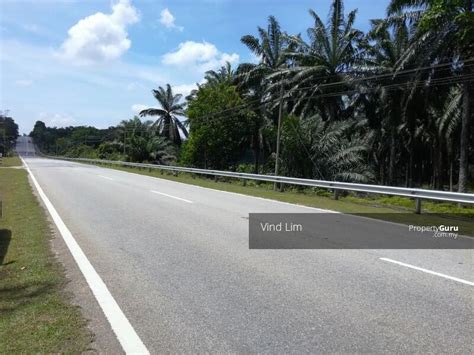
90, 162, 474, 236
0, 156, 22, 167
0, 168, 93, 352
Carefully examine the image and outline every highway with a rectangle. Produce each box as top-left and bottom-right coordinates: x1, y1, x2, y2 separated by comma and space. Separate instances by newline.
16, 137, 473, 353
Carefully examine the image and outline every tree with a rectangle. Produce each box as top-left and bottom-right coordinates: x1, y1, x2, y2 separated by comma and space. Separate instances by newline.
365, 19, 412, 185
387, 0, 473, 191
118, 117, 176, 163
239, 16, 293, 174
281, 114, 373, 182
0, 112, 19, 155
182, 82, 253, 170
139, 84, 188, 145
285, 0, 364, 120
204, 62, 236, 86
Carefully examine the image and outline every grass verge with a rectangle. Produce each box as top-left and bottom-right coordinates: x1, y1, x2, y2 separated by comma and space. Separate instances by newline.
0, 156, 22, 167
0, 167, 93, 352
90, 162, 474, 236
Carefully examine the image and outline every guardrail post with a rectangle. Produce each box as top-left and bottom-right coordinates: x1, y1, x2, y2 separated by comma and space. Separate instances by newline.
334, 189, 339, 200
415, 198, 422, 214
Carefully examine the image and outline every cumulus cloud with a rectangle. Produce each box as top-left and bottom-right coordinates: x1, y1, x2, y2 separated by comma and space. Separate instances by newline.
173, 83, 198, 97
39, 112, 76, 127
58, 0, 139, 65
162, 41, 239, 73
159, 8, 183, 31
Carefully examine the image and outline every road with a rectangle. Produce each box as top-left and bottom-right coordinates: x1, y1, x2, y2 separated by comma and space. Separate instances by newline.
16, 138, 473, 353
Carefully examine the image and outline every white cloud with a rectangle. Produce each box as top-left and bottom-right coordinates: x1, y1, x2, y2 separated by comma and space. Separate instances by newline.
173, 83, 198, 97
39, 112, 76, 127
159, 8, 183, 31
15, 79, 33, 87
58, 0, 139, 65
162, 41, 239, 73
131, 104, 148, 114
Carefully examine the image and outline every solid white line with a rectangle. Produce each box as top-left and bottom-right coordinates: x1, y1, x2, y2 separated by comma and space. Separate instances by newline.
150, 190, 193, 203
99, 175, 114, 181
20, 157, 149, 354
380, 257, 474, 286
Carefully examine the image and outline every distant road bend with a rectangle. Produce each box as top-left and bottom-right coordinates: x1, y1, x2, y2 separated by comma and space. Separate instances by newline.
16, 137, 473, 353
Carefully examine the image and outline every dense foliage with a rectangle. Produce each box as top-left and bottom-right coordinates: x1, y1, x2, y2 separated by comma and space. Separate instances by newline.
30, 118, 177, 164
30, 0, 473, 191
0, 112, 19, 156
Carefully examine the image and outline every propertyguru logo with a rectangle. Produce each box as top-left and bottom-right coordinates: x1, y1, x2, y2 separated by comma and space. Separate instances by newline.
409, 225, 459, 239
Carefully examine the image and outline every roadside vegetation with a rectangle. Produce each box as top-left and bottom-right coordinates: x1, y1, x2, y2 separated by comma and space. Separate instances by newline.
0, 156, 21, 167
31, 0, 472, 194
0, 112, 19, 158
0, 167, 92, 352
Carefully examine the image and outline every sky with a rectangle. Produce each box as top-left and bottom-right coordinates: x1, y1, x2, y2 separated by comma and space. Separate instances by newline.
0, 0, 390, 134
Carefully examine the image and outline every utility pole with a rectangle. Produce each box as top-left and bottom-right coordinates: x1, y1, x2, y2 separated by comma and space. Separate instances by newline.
274, 81, 284, 191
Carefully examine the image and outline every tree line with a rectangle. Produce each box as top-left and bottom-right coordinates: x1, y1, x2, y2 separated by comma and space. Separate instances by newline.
31, 0, 473, 192
0, 111, 19, 156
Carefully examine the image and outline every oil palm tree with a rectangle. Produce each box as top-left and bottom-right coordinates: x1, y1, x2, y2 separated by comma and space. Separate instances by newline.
285, 0, 364, 120
387, 0, 473, 192
118, 117, 176, 163
365, 18, 412, 185
204, 62, 235, 86
239, 16, 292, 174
240, 15, 291, 85
139, 84, 188, 145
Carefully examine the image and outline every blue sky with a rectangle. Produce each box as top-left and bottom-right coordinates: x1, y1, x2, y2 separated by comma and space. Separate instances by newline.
0, 0, 390, 134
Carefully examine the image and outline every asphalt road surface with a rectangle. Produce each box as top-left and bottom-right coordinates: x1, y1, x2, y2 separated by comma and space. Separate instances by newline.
16, 138, 473, 353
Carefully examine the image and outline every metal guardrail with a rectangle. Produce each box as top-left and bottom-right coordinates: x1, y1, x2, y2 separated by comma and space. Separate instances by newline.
47, 156, 474, 213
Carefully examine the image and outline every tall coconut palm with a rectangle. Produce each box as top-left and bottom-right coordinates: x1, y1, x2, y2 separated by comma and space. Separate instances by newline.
139, 84, 188, 145
387, 0, 473, 192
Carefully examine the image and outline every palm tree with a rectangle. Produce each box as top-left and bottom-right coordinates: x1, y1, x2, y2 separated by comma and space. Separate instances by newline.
117, 117, 176, 163
204, 62, 235, 86
239, 16, 293, 177
365, 18, 412, 185
139, 84, 188, 145
281, 114, 373, 182
387, 0, 473, 192
240, 15, 291, 85
285, 0, 364, 120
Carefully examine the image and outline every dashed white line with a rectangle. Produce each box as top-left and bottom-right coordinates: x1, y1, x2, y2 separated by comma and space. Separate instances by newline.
380, 257, 474, 286
150, 190, 193, 203
21, 157, 149, 354
99, 175, 114, 181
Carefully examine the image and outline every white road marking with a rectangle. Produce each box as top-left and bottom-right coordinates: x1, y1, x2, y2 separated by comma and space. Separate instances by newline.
99, 175, 114, 181
380, 257, 474, 286
20, 157, 149, 354
150, 190, 193, 203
